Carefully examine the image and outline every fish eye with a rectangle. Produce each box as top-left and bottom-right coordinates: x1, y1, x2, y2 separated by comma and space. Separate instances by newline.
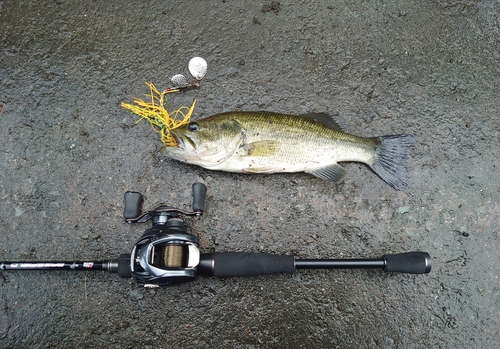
188, 122, 200, 131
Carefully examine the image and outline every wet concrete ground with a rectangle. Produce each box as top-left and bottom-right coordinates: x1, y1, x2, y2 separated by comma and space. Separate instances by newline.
1, 1, 499, 348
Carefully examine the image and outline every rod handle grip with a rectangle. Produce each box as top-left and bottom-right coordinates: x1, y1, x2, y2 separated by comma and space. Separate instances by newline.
198, 253, 295, 277
383, 252, 432, 274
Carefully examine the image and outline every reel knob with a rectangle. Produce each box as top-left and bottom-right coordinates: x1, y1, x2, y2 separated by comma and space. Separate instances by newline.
123, 191, 143, 221
192, 183, 207, 214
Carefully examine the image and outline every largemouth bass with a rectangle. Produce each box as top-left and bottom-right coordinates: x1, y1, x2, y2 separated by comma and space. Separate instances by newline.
160, 112, 415, 190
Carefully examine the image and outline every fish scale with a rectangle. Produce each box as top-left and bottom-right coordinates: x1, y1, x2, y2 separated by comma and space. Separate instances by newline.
213, 112, 374, 166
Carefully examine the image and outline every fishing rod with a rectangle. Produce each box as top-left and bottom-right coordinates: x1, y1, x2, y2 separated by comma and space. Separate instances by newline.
0, 183, 431, 288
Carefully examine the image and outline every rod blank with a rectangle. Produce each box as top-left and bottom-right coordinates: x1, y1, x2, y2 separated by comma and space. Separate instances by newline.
296, 252, 432, 274
295, 259, 385, 270
0, 261, 112, 272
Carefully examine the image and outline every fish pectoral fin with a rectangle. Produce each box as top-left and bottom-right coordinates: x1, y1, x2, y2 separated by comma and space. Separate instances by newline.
306, 163, 347, 183
244, 140, 280, 157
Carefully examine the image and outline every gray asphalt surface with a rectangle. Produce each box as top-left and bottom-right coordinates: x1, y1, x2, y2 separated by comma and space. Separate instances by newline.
1, 1, 499, 348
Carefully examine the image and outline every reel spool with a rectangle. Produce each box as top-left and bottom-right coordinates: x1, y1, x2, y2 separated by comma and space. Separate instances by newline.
160, 244, 184, 268
129, 230, 201, 287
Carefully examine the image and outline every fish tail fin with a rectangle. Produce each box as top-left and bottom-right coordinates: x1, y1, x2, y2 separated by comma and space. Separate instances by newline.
369, 134, 415, 190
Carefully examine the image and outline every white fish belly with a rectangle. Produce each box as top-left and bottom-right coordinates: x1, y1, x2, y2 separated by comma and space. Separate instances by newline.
209, 139, 376, 173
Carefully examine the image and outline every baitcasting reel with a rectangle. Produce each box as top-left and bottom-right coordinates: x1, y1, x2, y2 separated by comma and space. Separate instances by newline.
1, 183, 431, 288
122, 183, 208, 287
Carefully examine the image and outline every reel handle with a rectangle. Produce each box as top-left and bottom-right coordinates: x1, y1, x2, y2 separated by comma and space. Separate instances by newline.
122, 182, 207, 223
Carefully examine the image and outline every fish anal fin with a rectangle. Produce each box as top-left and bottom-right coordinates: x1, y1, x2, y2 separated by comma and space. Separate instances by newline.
245, 140, 280, 157
306, 163, 347, 183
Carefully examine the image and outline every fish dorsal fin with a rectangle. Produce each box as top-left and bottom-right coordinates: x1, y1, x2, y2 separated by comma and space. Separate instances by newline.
300, 113, 346, 132
244, 140, 280, 156
305, 163, 347, 183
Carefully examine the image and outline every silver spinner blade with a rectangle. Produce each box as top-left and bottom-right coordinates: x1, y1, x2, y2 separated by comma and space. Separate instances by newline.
188, 57, 207, 81
171, 74, 188, 87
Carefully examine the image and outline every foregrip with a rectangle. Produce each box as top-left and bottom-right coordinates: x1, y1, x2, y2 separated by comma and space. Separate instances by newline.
117, 253, 132, 278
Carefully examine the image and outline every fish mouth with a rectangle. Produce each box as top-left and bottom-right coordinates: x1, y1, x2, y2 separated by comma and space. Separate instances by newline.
171, 131, 183, 149
171, 130, 196, 150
